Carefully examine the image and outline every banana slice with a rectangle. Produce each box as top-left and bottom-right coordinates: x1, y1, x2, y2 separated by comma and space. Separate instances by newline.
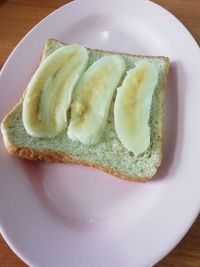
114, 61, 158, 156
22, 45, 89, 137
68, 55, 125, 145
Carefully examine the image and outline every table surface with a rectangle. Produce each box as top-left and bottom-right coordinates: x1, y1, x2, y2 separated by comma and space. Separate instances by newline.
0, 0, 199, 266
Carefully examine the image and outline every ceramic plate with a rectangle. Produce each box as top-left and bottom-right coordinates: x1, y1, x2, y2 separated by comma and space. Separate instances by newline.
0, 0, 200, 266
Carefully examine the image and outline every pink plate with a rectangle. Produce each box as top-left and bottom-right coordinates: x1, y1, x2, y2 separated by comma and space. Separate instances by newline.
0, 0, 200, 266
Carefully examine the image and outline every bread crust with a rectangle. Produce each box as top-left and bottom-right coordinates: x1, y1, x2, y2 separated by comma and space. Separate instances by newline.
1, 39, 169, 182
5, 143, 153, 182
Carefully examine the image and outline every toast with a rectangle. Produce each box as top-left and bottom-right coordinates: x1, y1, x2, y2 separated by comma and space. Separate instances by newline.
1, 39, 169, 182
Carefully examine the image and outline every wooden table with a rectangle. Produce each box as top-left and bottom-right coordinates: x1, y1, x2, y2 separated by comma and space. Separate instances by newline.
0, 1, 199, 266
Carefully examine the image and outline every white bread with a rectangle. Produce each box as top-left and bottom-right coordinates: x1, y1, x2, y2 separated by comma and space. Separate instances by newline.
0, 39, 169, 182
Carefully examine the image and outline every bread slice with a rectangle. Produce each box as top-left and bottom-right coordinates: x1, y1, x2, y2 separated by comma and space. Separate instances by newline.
1, 39, 169, 182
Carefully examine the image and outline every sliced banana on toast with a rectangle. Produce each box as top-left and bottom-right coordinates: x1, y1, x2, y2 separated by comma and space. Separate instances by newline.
22, 45, 89, 138
114, 61, 158, 156
67, 55, 125, 145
